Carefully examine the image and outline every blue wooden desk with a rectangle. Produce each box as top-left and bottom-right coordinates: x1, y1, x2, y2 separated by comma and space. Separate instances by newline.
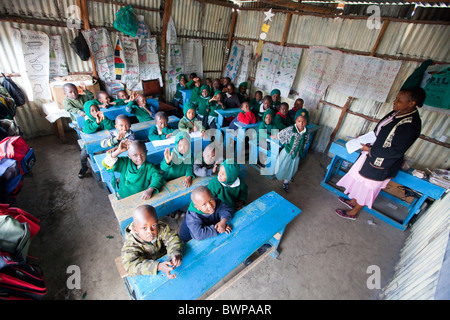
121, 191, 301, 300
215, 108, 240, 129
321, 139, 446, 231
108, 165, 246, 235
181, 89, 192, 106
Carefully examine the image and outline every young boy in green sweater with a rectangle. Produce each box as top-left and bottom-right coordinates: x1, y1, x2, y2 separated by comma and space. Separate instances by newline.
82, 100, 115, 134
62, 82, 94, 121
126, 93, 156, 122
178, 102, 205, 137
121, 204, 182, 278
160, 131, 194, 188
102, 140, 165, 200
148, 111, 174, 142
207, 159, 248, 212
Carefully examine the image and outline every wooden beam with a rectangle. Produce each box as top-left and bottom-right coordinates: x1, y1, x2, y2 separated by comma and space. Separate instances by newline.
324, 97, 354, 156
370, 20, 390, 57
77, 0, 98, 79
222, 8, 238, 73
280, 12, 292, 46
259, 0, 339, 15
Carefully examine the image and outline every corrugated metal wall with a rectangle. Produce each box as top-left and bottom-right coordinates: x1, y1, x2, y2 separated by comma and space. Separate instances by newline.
381, 192, 450, 300
0, 1, 448, 171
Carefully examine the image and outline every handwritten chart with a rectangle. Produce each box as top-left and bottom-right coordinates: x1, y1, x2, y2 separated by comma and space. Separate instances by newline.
167, 44, 184, 93
182, 39, 203, 78
234, 45, 253, 86
138, 37, 163, 87
223, 42, 244, 81
119, 36, 140, 91
82, 28, 115, 82
254, 43, 284, 93
49, 35, 68, 77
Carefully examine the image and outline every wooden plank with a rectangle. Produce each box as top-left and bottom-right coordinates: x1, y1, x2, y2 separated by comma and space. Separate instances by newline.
125, 191, 301, 300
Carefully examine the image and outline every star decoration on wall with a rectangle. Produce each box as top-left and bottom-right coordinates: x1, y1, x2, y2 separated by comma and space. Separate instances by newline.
264, 8, 275, 22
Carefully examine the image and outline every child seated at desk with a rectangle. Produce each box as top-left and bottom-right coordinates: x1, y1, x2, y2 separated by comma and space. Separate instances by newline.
274, 102, 293, 131
82, 100, 115, 134
148, 111, 174, 142
178, 102, 205, 137
114, 90, 132, 106
288, 98, 304, 123
126, 93, 156, 122
237, 82, 249, 103
271, 89, 281, 111
228, 101, 256, 130
62, 82, 94, 121
122, 205, 182, 278
172, 74, 187, 108
257, 108, 276, 144
193, 143, 223, 177
249, 90, 263, 117
207, 159, 248, 212
100, 114, 135, 149
178, 186, 233, 242
257, 95, 273, 121
160, 131, 195, 188
187, 77, 202, 106
197, 85, 216, 130
102, 140, 165, 200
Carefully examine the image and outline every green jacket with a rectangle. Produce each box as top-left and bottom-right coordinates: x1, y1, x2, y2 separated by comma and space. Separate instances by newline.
102, 156, 165, 199
126, 101, 153, 122
63, 89, 94, 120
274, 112, 293, 131
121, 221, 183, 276
160, 131, 194, 181
148, 125, 174, 141
82, 100, 115, 134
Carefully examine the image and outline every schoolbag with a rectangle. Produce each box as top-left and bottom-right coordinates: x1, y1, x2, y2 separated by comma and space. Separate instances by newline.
0, 204, 40, 238
0, 215, 30, 262
0, 158, 23, 196
0, 252, 46, 300
1, 74, 26, 107
0, 136, 35, 175
70, 30, 91, 61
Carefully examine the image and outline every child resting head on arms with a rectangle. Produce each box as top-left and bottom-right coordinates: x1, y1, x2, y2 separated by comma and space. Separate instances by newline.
121, 204, 182, 278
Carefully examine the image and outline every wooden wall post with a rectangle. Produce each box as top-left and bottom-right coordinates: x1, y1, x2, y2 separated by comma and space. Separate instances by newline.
222, 8, 238, 73
76, 0, 98, 79
160, 0, 173, 101
280, 12, 292, 47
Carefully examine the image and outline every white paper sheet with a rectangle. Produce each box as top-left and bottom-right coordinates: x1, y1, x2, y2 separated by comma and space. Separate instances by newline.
345, 131, 376, 154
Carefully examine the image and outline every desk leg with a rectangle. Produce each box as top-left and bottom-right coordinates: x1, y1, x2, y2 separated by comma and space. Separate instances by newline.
402, 195, 427, 228
323, 155, 340, 183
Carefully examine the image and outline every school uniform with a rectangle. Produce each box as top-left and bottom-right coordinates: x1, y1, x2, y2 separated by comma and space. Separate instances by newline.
148, 125, 174, 142
63, 89, 94, 121
82, 100, 115, 134
126, 101, 154, 122
159, 131, 195, 181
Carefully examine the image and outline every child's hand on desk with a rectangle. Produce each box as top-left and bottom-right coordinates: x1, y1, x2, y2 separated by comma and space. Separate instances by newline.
158, 261, 176, 279
170, 255, 182, 268
164, 148, 172, 164
183, 176, 192, 188
141, 187, 155, 200
165, 133, 173, 139
215, 219, 232, 234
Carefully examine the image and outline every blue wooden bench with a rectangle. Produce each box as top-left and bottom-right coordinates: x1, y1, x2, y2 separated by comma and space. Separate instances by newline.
108, 165, 246, 236
119, 191, 301, 300
246, 123, 319, 176
320, 139, 446, 231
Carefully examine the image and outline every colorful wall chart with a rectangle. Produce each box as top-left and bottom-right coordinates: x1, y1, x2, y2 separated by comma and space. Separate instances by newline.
167, 44, 184, 94
119, 35, 140, 91
138, 36, 163, 87
49, 35, 68, 77
182, 39, 203, 78
223, 42, 244, 81
11, 28, 51, 101
234, 45, 253, 87
82, 28, 115, 82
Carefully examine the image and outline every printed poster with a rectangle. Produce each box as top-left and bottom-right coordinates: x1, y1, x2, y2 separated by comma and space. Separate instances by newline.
138, 36, 163, 87
82, 28, 115, 82
119, 36, 140, 91
182, 39, 203, 78
11, 28, 51, 101
423, 67, 450, 110
254, 43, 284, 93
234, 44, 253, 86
167, 44, 184, 93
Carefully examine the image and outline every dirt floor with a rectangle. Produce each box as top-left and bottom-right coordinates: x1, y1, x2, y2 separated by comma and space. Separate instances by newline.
13, 130, 408, 300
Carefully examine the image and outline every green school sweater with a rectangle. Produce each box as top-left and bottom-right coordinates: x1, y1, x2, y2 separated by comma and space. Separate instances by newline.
274, 112, 293, 131
103, 157, 165, 199
148, 125, 175, 141
126, 101, 153, 122
63, 89, 94, 120
82, 99, 115, 134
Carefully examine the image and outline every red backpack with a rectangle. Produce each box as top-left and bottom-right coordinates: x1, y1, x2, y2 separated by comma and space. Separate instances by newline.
0, 204, 40, 238
0, 136, 35, 175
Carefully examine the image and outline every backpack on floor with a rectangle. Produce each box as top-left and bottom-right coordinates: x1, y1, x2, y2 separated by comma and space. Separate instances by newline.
0, 204, 40, 238
0, 253, 46, 300
0, 215, 30, 262
0, 158, 23, 196
0, 136, 35, 175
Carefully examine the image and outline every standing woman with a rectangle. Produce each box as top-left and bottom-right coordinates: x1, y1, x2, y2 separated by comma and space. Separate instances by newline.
335, 87, 426, 220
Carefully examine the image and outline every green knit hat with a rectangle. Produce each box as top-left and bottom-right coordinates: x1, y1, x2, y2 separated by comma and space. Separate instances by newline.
220, 159, 240, 185
183, 101, 196, 117
270, 88, 281, 96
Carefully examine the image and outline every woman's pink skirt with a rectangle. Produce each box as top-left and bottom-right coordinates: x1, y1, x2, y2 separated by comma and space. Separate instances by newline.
336, 152, 390, 209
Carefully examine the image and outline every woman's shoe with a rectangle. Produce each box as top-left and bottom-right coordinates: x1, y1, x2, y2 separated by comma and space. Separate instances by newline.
338, 196, 355, 209
335, 209, 357, 221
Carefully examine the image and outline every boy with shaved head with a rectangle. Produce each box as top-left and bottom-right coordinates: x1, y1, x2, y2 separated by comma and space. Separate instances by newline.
178, 186, 233, 242
121, 205, 183, 278
102, 140, 165, 199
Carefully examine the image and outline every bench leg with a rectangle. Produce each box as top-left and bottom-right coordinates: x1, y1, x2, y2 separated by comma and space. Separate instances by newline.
266, 227, 285, 259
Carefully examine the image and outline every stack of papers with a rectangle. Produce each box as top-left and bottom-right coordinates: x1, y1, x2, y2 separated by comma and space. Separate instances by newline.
345, 131, 376, 154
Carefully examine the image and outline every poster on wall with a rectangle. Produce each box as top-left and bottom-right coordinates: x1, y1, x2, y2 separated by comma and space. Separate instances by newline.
182, 39, 203, 78
297, 46, 343, 109
82, 28, 115, 82
138, 36, 163, 87
11, 28, 51, 101
254, 43, 301, 98
167, 44, 184, 94
423, 67, 450, 111
119, 36, 140, 91
223, 42, 244, 81
49, 35, 68, 78
233, 44, 253, 86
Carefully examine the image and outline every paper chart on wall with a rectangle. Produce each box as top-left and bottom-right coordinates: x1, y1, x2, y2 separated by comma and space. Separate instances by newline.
118, 36, 140, 91
11, 28, 51, 101
167, 44, 184, 94
272, 46, 302, 98
234, 45, 253, 86
223, 42, 244, 81
297, 46, 343, 109
82, 28, 115, 82
182, 39, 203, 78
254, 43, 284, 93
49, 35, 68, 77
138, 37, 163, 88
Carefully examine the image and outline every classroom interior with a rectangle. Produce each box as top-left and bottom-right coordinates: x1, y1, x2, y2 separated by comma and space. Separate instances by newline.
0, 0, 449, 300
